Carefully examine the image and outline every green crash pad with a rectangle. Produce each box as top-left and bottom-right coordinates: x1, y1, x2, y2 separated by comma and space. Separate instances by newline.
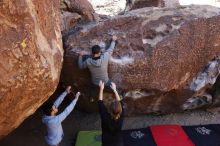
75, 131, 102, 146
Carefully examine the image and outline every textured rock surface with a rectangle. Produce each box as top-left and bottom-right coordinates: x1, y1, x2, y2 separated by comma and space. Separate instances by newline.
88, 0, 126, 16
0, 0, 63, 138
62, 5, 220, 114
183, 58, 220, 110
125, 0, 180, 12
179, 0, 220, 8
61, 0, 97, 32
61, 11, 82, 33
125, 0, 164, 11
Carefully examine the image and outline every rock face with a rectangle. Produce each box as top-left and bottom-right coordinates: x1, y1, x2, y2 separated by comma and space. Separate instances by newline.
0, 0, 63, 138
125, 0, 164, 11
62, 5, 220, 114
88, 0, 127, 16
61, 11, 82, 34
61, 0, 97, 33
125, 0, 180, 12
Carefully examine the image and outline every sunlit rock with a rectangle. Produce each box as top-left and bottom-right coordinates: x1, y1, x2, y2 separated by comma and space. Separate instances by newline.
0, 0, 63, 138
62, 5, 220, 114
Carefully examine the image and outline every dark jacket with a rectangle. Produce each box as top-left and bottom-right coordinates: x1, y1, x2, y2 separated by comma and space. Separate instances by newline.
98, 100, 124, 146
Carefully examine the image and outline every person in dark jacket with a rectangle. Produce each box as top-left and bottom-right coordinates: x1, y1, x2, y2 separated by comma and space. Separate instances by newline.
78, 35, 117, 102
98, 80, 124, 146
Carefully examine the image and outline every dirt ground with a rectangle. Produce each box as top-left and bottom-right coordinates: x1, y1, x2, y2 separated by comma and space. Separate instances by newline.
0, 107, 220, 146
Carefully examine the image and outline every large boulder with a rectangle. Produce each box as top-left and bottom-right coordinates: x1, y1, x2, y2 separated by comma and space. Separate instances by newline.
125, 0, 164, 11
61, 0, 97, 33
60, 11, 82, 33
62, 0, 96, 21
62, 5, 220, 114
124, 0, 180, 12
0, 0, 63, 138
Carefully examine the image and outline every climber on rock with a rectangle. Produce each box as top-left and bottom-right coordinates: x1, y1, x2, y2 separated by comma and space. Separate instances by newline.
78, 35, 117, 102
42, 86, 80, 146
